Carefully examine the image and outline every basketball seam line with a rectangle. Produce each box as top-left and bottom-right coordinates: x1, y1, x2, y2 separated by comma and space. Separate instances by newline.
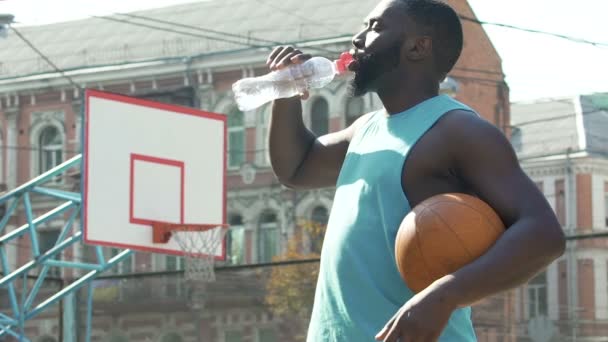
426, 200, 504, 235
414, 205, 436, 288
426, 206, 475, 260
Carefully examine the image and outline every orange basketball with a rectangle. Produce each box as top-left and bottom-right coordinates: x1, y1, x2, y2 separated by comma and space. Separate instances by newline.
395, 193, 505, 293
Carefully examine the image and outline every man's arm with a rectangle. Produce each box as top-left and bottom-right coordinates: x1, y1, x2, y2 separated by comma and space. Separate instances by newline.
266, 46, 370, 189
269, 96, 370, 189
437, 111, 565, 305
377, 110, 565, 342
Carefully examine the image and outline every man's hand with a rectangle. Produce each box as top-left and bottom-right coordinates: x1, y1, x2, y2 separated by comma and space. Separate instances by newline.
375, 283, 456, 342
266, 46, 312, 99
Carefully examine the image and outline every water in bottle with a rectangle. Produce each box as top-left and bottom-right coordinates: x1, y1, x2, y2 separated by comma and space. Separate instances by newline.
232, 52, 354, 111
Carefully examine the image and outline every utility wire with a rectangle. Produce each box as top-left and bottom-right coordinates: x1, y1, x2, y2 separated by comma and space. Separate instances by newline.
92, 15, 268, 49
9, 26, 81, 89
459, 15, 608, 48
115, 12, 343, 56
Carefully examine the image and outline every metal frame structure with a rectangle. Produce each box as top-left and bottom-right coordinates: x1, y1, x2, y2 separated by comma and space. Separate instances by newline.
0, 154, 133, 341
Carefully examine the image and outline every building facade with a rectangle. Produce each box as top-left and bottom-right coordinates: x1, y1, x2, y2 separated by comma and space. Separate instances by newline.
511, 93, 608, 341
0, 0, 511, 340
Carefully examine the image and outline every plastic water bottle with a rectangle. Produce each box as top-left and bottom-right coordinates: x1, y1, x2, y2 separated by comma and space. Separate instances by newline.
232, 52, 354, 111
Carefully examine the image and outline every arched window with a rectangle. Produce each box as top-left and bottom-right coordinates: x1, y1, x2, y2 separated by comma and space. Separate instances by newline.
227, 214, 244, 265
161, 332, 183, 342
228, 107, 245, 169
38, 126, 63, 174
345, 97, 364, 127
308, 206, 328, 253
258, 210, 279, 263
310, 97, 329, 136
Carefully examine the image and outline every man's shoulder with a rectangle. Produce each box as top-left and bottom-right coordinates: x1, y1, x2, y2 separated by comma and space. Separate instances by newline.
434, 108, 512, 157
436, 108, 492, 136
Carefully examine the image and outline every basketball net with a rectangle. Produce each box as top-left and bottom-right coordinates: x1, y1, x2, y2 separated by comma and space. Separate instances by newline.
171, 225, 228, 283
152, 223, 228, 310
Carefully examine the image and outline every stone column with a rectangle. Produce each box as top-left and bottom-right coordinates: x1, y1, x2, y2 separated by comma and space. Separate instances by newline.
5, 107, 18, 190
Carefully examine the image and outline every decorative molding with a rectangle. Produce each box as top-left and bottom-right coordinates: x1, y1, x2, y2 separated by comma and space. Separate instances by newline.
523, 159, 608, 177
197, 84, 215, 111
30, 110, 65, 131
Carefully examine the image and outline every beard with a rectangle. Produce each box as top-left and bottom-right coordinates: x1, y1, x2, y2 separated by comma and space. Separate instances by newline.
347, 40, 403, 97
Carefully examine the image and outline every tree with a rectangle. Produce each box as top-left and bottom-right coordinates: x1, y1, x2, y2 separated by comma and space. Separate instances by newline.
264, 219, 326, 339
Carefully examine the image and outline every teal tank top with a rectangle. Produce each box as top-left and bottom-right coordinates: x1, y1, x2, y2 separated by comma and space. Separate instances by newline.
307, 94, 478, 341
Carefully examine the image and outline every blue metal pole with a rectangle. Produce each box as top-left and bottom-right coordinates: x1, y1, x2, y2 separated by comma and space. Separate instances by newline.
0, 324, 30, 341
26, 250, 133, 320
0, 312, 16, 324
23, 205, 81, 310
85, 282, 94, 342
43, 260, 102, 271
0, 246, 20, 319
0, 155, 82, 205
95, 246, 105, 266
19, 272, 27, 342
23, 193, 40, 258
0, 231, 82, 287
0, 194, 22, 234
31, 187, 81, 203
0, 201, 75, 245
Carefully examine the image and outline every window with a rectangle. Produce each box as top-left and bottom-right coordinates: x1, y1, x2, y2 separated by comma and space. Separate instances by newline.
345, 97, 364, 127
258, 211, 279, 263
225, 330, 243, 342
227, 214, 245, 265
256, 105, 271, 167
257, 328, 277, 342
166, 255, 184, 271
604, 181, 608, 227
0, 131, 4, 183
228, 107, 245, 169
555, 179, 565, 227
39, 229, 61, 277
528, 272, 548, 318
310, 98, 329, 136
308, 206, 328, 254
38, 126, 63, 175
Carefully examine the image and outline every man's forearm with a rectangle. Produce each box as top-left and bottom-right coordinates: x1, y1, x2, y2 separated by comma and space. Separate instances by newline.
268, 97, 316, 184
433, 213, 565, 308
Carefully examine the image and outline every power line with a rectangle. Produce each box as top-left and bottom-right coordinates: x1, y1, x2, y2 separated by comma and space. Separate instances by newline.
512, 109, 607, 127
9, 26, 81, 89
114, 11, 508, 77
114, 12, 343, 56
251, 0, 608, 48
459, 15, 608, 48
92, 15, 268, 49
254, 0, 342, 35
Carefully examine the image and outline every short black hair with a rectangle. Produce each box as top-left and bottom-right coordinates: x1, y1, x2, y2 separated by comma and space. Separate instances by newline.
397, 0, 463, 78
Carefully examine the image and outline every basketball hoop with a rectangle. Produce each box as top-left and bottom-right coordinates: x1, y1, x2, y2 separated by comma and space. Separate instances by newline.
153, 223, 229, 282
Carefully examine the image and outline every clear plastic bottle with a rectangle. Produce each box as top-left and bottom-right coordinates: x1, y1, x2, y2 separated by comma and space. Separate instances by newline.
232, 52, 353, 111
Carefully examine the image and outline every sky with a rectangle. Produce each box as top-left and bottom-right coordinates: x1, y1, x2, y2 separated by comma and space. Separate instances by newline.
0, 0, 607, 103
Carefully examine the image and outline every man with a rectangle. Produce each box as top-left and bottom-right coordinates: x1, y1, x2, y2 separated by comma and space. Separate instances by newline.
266, 0, 565, 341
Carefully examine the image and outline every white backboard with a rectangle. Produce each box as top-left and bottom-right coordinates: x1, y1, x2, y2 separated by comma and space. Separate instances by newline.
83, 89, 226, 258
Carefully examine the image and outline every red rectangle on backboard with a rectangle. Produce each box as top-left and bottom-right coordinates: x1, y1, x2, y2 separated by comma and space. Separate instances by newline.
129, 153, 185, 226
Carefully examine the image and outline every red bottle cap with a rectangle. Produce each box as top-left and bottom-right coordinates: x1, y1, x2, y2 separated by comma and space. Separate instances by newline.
335, 52, 355, 74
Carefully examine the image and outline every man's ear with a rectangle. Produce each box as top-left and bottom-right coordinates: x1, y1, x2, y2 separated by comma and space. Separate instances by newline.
404, 36, 433, 61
